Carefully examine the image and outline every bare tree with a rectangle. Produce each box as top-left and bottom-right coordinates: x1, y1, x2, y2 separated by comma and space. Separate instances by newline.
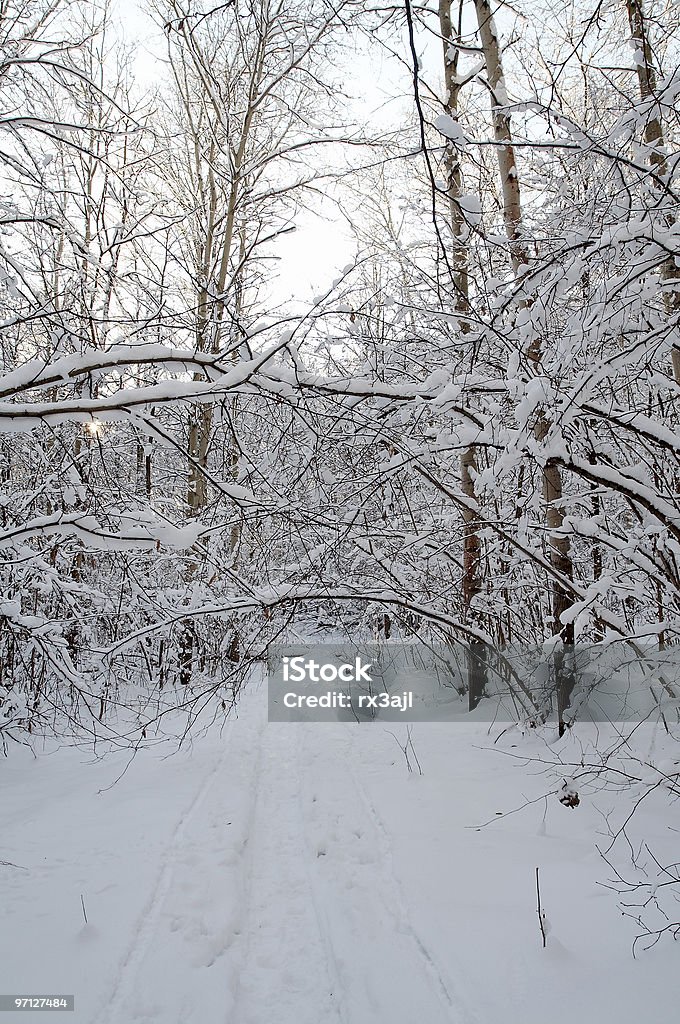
623, 0, 680, 383
472, 0, 575, 714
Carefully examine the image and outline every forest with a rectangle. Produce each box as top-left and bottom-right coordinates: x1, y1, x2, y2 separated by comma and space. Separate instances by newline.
0, 0, 678, 1021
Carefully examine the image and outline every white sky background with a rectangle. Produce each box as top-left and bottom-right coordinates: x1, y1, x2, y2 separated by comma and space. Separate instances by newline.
109, 0, 412, 313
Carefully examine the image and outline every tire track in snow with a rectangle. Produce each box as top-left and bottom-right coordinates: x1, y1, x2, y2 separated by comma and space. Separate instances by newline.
95, 687, 265, 1024
344, 727, 480, 1024
295, 723, 479, 1024
291, 725, 348, 1024
94, 740, 232, 1024
217, 697, 269, 1021
225, 721, 343, 1024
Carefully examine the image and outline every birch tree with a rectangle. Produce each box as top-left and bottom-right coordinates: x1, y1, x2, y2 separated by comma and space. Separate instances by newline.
150, 0, 358, 677
471, 0, 576, 704
623, 0, 680, 383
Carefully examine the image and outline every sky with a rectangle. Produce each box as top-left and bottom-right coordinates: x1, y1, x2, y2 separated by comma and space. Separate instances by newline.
109, 0, 397, 312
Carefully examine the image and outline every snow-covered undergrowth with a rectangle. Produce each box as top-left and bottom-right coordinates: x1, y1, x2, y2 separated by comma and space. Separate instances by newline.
1, 678, 678, 1024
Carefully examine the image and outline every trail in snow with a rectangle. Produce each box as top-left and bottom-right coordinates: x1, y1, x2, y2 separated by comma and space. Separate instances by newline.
2, 679, 679, 1024
294, 724, 472, 1024
93, 693, 266, 1024
91, 683, 467, 1024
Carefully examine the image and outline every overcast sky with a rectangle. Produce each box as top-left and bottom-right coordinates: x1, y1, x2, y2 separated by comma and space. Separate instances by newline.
108, 0, 388, 312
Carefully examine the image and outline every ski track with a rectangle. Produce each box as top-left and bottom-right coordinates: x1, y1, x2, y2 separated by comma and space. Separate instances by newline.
93, 742, 229, 1024
225, 717, 343, 1024
94, 690, 266, 1024
294, 723, 474, 1024
93, 686, 474, 1023
344, 728, 480, 1024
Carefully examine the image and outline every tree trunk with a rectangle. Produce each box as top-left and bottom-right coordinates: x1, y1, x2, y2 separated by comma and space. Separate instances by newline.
472, 0, 527, 272
472, 0, 575, 682
623, 0, 680, 383
439, 0, 487, 707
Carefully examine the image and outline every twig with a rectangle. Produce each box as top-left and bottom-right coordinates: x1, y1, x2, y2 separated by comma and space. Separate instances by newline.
0, 858, 28, 870
80, 893, 88, 925
406, 725, 423, 776
385, 726, 423, 775
385, 728, 413, 772
536, 867, 547, 948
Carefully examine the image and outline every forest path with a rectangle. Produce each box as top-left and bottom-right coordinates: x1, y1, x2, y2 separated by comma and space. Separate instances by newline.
93, 682, 468, 1024
2, 679, 677, 1024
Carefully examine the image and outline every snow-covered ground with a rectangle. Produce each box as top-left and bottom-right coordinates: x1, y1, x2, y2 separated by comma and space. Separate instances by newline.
1, 678, 678, 1023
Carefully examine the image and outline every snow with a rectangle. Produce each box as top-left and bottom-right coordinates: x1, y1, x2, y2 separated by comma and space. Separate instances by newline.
0, 511, 202, 552
433, 114, 467, 147
458, 194, 483, 226
1, 2, 679, 1016
1, 681, 677, 1024
493, 78, 509, 106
